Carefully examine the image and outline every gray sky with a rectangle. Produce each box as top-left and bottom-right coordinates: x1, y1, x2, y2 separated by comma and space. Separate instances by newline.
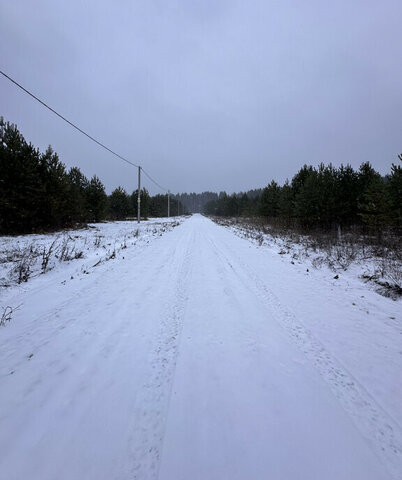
1, 0, 401, 195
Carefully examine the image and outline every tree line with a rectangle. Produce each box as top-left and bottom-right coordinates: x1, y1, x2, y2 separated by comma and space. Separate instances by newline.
0, 118, 186, 234
204, 162, 401, 233
174, 190, 263, 214
2, 116, 400, 235
175, 192, 220, 214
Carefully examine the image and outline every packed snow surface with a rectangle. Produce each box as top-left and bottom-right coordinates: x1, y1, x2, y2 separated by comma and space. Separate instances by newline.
0, 215, 401, 480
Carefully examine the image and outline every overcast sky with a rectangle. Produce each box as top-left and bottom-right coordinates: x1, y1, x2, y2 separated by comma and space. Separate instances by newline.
1, 1, 401, 194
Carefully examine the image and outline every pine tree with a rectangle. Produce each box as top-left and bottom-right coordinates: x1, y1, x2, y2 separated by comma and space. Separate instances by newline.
259, 180, 281, 217
0, 118, 42, 233
335, 164, 359, 227
67, 167, 89, 222
278, 180, 293, 225
38, 146, 70, 229
387, 163, 402, 227
108, 187, 130, 220
86, 176, 107, 222
359, 176, 391, 235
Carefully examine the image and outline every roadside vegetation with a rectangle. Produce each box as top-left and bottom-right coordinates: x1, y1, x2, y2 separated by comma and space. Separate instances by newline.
204, 161, 401, 297
204, 162, 401, 233
0, 220, 181, 291
0, 218, 182, 329
213, 217, 401, 298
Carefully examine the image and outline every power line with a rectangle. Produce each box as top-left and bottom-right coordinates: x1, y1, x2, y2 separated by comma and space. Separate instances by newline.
0, 69, 140, 167
1, 69, 175, 224
0, 69, 172, 194
141, 167, 168, 192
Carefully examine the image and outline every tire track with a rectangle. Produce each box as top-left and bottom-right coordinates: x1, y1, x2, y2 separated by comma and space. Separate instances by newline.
120, 231, 194, 480
208, 226, 402, 480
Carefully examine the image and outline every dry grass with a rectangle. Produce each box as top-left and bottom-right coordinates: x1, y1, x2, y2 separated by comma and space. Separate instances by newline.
211, 216, 402, 298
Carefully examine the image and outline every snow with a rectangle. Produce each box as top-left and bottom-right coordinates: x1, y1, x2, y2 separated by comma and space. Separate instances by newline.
0, 218, 182, 289
0, 214, 400, 479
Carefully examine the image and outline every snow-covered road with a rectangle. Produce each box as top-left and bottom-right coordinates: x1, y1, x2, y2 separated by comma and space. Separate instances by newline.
1, 215, 401, 479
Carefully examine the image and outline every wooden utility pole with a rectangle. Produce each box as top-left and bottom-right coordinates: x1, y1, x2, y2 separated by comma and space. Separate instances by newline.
168, 190, 170, 217
137, 166, 141, 224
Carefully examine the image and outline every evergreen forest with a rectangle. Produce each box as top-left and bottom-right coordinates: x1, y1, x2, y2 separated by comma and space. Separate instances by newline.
1, 116, 401, 236
0, 118, 187, 234
203, 162, 402, 234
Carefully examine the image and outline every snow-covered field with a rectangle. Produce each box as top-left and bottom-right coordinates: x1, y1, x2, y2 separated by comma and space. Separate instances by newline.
214, 217, 402, 297
0, 218, 181, 292
0, 214, 401, 479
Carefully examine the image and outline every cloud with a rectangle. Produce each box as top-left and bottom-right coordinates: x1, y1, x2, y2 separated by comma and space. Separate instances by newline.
1, 0, 401, 194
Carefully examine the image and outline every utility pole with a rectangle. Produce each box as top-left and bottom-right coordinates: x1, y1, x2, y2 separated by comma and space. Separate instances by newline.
177, 198, 180, 216
137, 166, 141, 224
167, 190, 170, 218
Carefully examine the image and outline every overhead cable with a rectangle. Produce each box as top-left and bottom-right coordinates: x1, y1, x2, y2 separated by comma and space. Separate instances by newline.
141, 167, 168, 192
0, 69, 139, 168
